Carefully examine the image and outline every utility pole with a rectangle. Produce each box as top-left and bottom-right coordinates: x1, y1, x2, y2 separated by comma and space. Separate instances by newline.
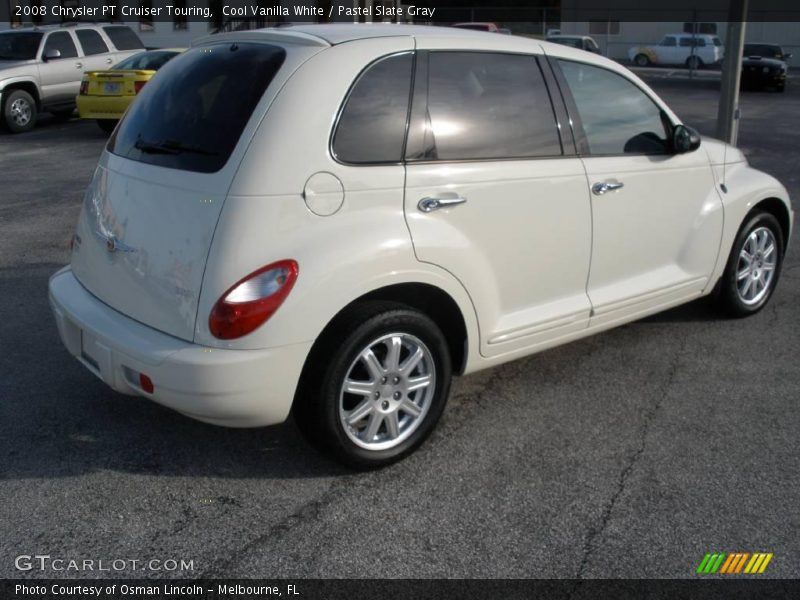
716, 0, 748, 145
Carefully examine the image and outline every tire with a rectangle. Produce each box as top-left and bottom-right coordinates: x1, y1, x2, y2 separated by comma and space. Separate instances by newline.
3, 89, 37, 133
96, 119, 117, 134
776, 82, 786, 93
715, 211, 784, 317
686, 55, 703, 70
293, 301, 452, 469
634, 54, 650, 67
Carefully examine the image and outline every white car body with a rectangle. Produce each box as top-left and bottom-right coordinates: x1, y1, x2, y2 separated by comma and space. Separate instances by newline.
49, 25, 791, 444
628, 33, 724, 67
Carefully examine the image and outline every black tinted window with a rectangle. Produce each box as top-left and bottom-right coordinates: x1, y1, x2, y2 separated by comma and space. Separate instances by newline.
559, 60, 669, 155
332, 53, 412, 164
75, 29, 109, 56
44, 32, 78, 59
102, 26, 145, 51
108, 43, 286, 173
423, 52, 561, 161
0, 32, 43, 60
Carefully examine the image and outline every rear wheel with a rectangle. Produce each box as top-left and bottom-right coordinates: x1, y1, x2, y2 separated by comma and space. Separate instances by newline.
634, 54, 650, 67
293, 302, 452, 469
3, 89, 37, 133
686, 55, 703, 70
96, 119, 117, 134
715, 211, 784, 317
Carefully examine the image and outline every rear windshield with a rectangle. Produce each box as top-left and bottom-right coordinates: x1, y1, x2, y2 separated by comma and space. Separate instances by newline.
0, 31, 43, 60
108, 43, 286, 173
114, 50, 180, 71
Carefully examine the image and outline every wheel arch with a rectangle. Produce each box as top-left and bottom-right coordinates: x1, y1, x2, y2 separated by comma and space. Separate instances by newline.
752, 197, 792, 253
1, 80, 41, 109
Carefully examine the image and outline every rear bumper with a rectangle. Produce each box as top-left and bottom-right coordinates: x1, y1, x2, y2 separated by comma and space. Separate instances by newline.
48, 267, 312, 427
76, 94, 132, 120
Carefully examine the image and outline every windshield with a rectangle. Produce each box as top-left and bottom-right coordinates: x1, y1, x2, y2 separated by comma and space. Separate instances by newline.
108, 42, 286, 173
743, 44, 782, 58
0, 31, 43, 60
114, 50, 181, 71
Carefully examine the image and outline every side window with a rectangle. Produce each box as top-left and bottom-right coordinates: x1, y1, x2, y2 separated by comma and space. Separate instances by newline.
332, 53, 413, 164
43, 32, 78, 59
661, 37, 677, 47
421, 52, 561, 161
102, 26, 145, 51
558, 60, 670, 155
75, 30, 109, 56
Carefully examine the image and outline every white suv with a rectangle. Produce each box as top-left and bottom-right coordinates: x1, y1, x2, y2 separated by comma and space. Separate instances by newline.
629, 33, 724, 69
49, 25, 792, 468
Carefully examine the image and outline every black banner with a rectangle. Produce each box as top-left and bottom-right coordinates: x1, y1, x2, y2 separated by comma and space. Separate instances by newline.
4, 579, 800, 600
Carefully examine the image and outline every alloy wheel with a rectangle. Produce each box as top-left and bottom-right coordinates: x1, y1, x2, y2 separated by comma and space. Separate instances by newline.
736, 226, 777, 306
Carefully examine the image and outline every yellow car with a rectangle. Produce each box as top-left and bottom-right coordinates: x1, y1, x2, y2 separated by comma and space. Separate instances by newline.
76, 48, 185, 133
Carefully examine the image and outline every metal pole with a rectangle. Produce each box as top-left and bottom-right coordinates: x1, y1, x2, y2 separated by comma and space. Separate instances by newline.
716, 0, 748, 145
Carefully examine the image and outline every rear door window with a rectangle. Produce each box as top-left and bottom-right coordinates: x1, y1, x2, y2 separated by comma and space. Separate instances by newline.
108, 43, 286, 173
102, 26, 145, 51
414, 52, 562, 161
332, 53, 413, 164
75, 29, 109, 56
44, 32, 78, 59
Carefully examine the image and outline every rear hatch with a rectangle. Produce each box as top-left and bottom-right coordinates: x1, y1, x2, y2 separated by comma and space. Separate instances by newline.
70, 39, 323, 341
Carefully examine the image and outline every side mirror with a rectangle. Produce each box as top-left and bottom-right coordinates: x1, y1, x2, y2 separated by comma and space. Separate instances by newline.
43, 49, 62, 61
785, 52, 793, 59
672, 124, 701, 153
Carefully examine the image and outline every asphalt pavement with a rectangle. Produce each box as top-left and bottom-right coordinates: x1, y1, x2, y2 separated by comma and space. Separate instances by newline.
0, 77, 798, 579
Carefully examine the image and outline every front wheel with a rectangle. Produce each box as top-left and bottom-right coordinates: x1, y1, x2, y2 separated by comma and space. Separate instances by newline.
3, 89, 37, 133
715, 211, 784, 317
634, 53, 650, 67
686, 55, 703, 70
294, 302, 452, 469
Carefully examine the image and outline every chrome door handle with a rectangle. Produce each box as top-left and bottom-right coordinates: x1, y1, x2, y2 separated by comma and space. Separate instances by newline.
75, 62, 83, 69
417, 196, 467, 213
592, 181, 624, 195
105, 58, 113, 64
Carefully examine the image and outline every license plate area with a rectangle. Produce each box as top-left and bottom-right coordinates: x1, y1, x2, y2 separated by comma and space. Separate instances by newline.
103, 82, 121, 95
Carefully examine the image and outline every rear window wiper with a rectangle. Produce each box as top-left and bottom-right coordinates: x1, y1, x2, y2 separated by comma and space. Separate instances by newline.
134, 138, 218, 156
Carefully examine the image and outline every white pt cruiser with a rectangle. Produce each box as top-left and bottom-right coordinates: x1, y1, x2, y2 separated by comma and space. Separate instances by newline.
49, 25, 793, 468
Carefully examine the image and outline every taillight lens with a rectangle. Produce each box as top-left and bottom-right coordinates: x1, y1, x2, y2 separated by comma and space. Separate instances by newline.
79, 81, 88, 95
209, 260, 298, 340
134, 81, 146, 94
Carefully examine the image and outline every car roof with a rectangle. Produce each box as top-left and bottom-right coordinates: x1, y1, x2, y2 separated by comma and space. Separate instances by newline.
202, 23, 532, 47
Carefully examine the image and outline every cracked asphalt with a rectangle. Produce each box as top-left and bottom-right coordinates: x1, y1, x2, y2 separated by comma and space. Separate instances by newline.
1, 75, 798, 579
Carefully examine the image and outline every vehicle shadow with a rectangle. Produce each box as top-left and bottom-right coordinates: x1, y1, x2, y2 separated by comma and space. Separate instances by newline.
640, 295, 720, 323
0, 263, 347, 481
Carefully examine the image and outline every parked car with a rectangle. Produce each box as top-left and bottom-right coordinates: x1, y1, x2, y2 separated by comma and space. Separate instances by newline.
547, 35, 601, 54
77, 48, 185, 133
741, 43, 790, 92
628, 33, 724, 69
0, 23, 144, 132
49, 25, 792, 469
452, 22, 501, 33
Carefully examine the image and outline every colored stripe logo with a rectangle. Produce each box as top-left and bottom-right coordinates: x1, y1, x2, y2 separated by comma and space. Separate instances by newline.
696, 552, 773, 574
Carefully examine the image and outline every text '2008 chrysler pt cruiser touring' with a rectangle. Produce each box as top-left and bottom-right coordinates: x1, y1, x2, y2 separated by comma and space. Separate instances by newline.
49, 25, 793, 468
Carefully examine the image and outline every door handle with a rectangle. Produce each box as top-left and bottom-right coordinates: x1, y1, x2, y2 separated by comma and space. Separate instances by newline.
105, 58, 113, 64
75, 62, 83, 69
592, 181, 624, 195
417, 196, 467, 213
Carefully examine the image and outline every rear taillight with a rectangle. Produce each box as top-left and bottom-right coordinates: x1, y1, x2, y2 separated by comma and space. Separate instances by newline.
209, 260, 298, 340
79, 81, 88, 95
134, 81, 146, 94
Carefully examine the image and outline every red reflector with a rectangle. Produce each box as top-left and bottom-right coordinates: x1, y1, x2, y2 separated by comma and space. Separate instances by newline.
134, 81, 146, 94
79, 81, 88, 95
139, 374, 154, 394
209, 259, 298, 340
